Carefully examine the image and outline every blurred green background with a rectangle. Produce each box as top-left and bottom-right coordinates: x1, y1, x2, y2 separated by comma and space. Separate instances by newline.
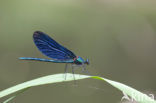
0, 0, 156, 103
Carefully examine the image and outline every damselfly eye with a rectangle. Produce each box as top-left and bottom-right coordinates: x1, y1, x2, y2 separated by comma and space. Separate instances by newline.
85, 59, 89, 65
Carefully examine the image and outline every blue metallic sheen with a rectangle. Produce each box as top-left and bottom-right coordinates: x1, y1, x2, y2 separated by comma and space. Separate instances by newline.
19, 57, 74, 63
77, 56, 85, 63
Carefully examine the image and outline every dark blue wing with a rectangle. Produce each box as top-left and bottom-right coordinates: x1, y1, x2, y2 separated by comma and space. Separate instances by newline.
33, 31, 76, 60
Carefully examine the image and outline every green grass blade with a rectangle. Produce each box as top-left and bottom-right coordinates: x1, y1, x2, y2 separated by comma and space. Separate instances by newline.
0, 73, 155, 103
2, 88, 29, 103
92, 76, 155, 103
2, 95, 16, 103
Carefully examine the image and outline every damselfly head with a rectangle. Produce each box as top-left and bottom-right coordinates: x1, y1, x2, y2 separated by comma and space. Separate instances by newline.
85, 59, 89, 65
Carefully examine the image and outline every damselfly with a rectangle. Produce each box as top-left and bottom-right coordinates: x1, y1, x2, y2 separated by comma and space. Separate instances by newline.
19, 31, 89, 79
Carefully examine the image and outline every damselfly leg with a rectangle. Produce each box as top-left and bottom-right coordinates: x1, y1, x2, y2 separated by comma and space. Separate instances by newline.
64, 63, 68, 80
82, 64, 89, 75
71, 65, 76, 80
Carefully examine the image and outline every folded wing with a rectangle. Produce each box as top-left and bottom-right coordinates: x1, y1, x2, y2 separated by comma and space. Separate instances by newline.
33, 31, 76, 60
